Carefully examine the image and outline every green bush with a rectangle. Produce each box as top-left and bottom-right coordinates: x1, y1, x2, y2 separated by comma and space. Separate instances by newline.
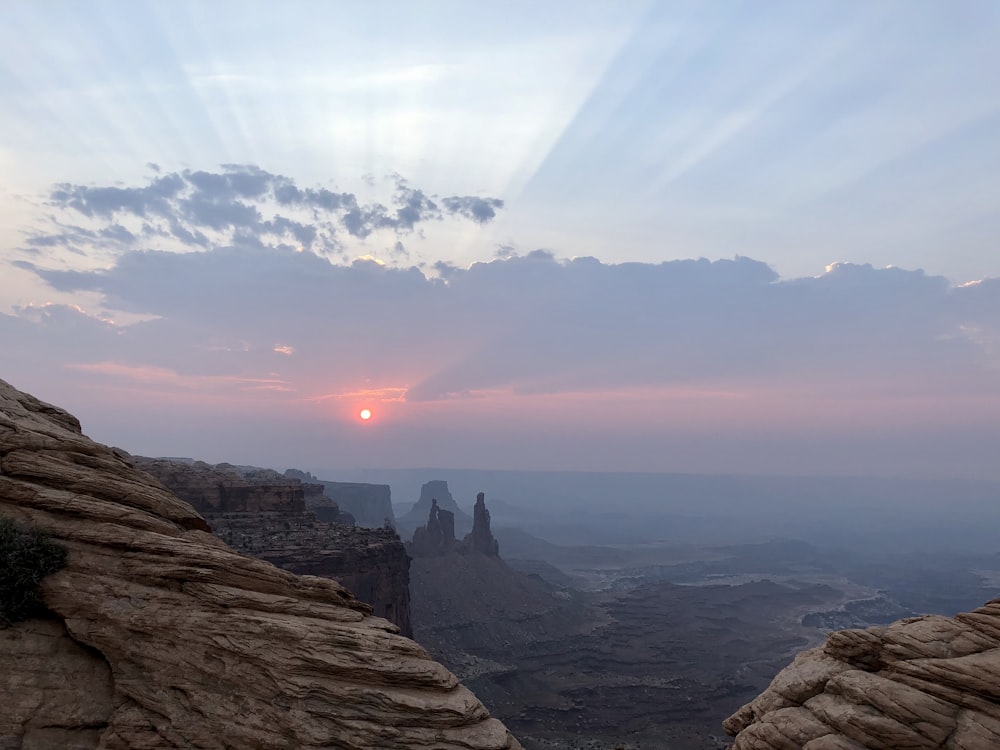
0, 517, 67, 626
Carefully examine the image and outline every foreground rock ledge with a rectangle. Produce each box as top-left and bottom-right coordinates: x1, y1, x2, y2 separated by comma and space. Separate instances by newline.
725, 598, 1000, 749
0, 378, 522, 750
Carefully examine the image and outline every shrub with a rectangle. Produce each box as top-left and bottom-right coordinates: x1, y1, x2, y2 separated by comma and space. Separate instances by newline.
0, 517, 67, 626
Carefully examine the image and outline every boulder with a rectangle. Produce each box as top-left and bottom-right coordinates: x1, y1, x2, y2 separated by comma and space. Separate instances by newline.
725, 606, 1000, 749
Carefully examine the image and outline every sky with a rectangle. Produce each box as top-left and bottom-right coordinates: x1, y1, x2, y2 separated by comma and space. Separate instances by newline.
1, 1, 999, 479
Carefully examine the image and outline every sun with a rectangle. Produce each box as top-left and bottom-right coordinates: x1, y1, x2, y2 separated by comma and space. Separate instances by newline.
359, 408, 372, 421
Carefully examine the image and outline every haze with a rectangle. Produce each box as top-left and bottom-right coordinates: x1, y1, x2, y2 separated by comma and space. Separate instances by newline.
2, 1, 999, 479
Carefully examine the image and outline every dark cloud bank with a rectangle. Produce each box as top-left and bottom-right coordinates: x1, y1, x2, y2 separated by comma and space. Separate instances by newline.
8, 251, 1000, 404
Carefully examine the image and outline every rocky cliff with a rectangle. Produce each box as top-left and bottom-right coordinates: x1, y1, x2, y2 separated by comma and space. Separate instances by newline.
0, 378, 521, 750
467, 492, 499, 557
136, 457, 411, 635
284, 469, 394, 529
209, 512, 412, 636
398, 480, 474, 539
132, 458, 308, 513
409, 491, 499, 559
325, 481, 395, 529
410, 498, 458, 557
725, 602, 1000, 749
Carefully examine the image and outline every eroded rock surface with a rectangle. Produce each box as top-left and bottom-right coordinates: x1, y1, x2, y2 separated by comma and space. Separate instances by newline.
136, 457, 412, 635
131, 457, 312, 514
0, 378, 521, 750
725, 603, 1000, 749
210, 513, 412, 636
1, 617, 115, 750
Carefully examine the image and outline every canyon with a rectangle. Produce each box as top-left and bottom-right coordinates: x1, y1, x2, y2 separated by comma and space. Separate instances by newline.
0, 378, 520, 749
399, 479, 1000, 749
4, 377, 1000, 749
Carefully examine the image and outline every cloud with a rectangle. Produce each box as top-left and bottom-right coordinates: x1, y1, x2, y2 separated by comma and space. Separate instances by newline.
32, 165, 504, 256
6, 243, 1000, 478
442, 196, 504, 223
314, 386, 409, 403
9, 246, 999, 407
66, 361, 293, 392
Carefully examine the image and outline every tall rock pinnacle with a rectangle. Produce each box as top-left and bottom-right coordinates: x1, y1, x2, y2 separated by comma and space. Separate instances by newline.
467, 492, 499, 557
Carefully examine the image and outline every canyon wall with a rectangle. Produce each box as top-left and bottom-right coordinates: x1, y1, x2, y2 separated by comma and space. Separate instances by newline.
397, 480, 471, 538
322, 480, 395, 529
135, 457, 411, 636
209, 513, 412, 636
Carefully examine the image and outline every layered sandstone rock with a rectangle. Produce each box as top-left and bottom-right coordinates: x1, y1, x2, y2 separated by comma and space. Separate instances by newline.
209, 513, 412, 636
725, 603, 1000, 749
132, 457, 308, 514
137, 457, 411, 635
0, 378, 522, 750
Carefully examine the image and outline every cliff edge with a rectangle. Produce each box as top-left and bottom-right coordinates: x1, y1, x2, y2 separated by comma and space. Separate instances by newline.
134, 457, 412, 636
725, 600, 1000, 749
0, 378, 521, 750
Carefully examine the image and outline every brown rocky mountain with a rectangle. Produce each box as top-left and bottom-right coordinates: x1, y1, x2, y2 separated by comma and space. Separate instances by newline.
0, 378, 521, 750
134, 456, 412, 636
725, 603, 1000, 749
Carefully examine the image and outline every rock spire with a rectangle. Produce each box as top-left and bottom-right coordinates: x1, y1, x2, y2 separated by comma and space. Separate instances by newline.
467, 491, 499, 557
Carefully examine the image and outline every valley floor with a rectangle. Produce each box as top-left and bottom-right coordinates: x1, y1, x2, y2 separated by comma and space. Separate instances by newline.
409, 538, 1000, 750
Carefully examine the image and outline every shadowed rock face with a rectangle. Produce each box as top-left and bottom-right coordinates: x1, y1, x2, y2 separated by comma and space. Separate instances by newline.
324, 481, 395, 528
129, 458, 308, 514
409, 492, 499, 559
725, 604, 1000, 749
285, 469, 395, 529
399, 480, 474, 539
0, 378, 522, 750
467, 492, 499, 557
411, 498, 458, 557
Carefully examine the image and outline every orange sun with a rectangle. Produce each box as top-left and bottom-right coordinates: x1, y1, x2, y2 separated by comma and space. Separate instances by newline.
359, 408, 372, 421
